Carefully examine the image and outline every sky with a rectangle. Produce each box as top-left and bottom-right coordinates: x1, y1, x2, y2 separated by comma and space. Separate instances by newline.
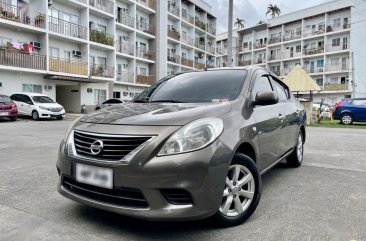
210, 0, 330, 34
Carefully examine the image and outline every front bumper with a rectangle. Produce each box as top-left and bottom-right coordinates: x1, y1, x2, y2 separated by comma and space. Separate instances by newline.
56, 124, 232, 221
39, 109, 65, 118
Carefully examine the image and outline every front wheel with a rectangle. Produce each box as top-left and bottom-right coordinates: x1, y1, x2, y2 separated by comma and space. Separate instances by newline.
32, 110, 39, 120
286, 131, 304, 168
213, 153, 262, 227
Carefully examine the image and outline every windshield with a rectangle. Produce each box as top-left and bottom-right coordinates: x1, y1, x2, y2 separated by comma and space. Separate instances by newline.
134, 70, 247, 103
32, 96, 55, 103
0, 96, 11, 103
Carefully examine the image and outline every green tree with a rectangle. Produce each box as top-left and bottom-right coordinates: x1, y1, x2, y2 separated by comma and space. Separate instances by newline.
266, 4, 281, 18
234, 18, 245, 29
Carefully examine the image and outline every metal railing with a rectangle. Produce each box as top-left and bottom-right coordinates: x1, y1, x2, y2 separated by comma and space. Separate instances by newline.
89, 29, 114, 46
136, 0, 156, 9
116, 42, 134, 55
90, 64, 114, 78
117, 71, 134, 83
136, 74, 155, 85
238, 60, 251, 66
325, 63, 349, 72
195, 18, 206, 31
182, 12, 194, 24
116, 11, 134, 28
49, 57, 87, 75
238, 45, 252, 52
136, 48, 154, 60
48, 17, 87, 39
89, 0, 114, 14
323, 83, 348, 91
326, 44, 349, 52
168, 29, 180, 40
0, 2, 46, 28
326, 22, 350, 32
302, 25, 325, 37
207, 45, 215, 54
268, 54, 281, 61
283, 51, 301, 59
207, 25, 216, 35
167, 54, 180, 64
269, 34, 282, 44
304, 66, 324, 74
0, 48, 46, 70
181, 35, 194, 46
168, 4, 179, 16
181, 58, 193, 67
194, 41, 205, 51
254, 58, 266, 64
283, 33, 301, 41
137, 21, 155, 35
303, 47, 324, 56
254, 43, 266, 49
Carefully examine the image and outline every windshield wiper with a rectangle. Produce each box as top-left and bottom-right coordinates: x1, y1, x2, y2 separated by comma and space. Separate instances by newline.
149, 100, 186, 103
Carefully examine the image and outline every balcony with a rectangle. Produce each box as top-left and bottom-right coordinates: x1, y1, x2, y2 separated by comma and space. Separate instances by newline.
303, 47, 324, 56
167, 54, 180, 64
182, 12, 194, 24
323, 83, 348, 91
207, 25, 216, 35
49, 57, 87, 75
194, 61, 205, 69
207, 45, 215, 54
195, 18, 206, 31
181, 58, 193, 67
0, 2, 46, 28
136, 0, 156, 9
254, 43, 266, 49
238, 46, 252, 53
116, 42, 134, 55
325, 63, 349, 72
283, 51, 301, 59
194, 42, 205, 51
238, 60, 251, 66
116, 11, 134, 28
303, 25, 325, 37
304, 66, 324, 74
48, 17, 87, 40
90, 64, 114, 78
0, 48, 46, 70
117, 71, 134, 83
137, 21, 155, 35
168, 3, 179, 17
268, 54, 281, 61
181, 35, 194, 46
136, 48, 154, 61
283, 33, 301, 42
326, 44, 349, 53
254, 58, 266, 64
326, 22, 350, 32
217, 48, 227, 55
89, 29, 114, 46
136, 74, 155, 85
269, 34, 282, 45
89, 0, 114, 14
168, 29, 180, 40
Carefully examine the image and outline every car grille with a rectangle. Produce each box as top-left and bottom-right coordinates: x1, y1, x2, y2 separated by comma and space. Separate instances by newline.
49, 107, 63, 112
161, 189, 193, 205
73, 130, 151, 161
62, 176, 148, 208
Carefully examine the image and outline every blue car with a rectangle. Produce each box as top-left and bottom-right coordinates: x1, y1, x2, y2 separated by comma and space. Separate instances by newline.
333, 98, 366, 124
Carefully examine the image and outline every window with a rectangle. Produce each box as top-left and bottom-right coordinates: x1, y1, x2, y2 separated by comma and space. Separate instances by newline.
332, 38, 340, 47
296, 45, 301, 53
316, 78, 323, 86
49, 47, 59, 58
333, 18, 341, 27
18, 94, 33, 104
352, 100, 366, 106
113, 92, 121, 99
97, 24, 106, 34
22, 84, 42, 93
329, 77, 338, 84
251, 74, 273, 101
182, 8, 187, 18
94, 89, 106, 104
271, 78, 288, 101
0, 36, 11, 47
64, 51, 71, 60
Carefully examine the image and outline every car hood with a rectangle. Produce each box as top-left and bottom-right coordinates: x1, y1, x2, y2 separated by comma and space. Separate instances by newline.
79, 102, 232, 126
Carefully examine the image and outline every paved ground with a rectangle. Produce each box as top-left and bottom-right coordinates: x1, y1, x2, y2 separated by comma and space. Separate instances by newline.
0, 118, 365, 241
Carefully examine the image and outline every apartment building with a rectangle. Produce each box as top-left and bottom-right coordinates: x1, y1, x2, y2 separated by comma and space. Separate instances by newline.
222, 0, 366, 104
215, 31, 237, 68
0, 0, 216, 112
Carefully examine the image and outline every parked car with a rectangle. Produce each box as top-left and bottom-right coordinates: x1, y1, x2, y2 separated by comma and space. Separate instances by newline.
0, 94, 18, 121
10, 93, 65, 120
57, 67, 306, 226
95, 99, 127, 110
333, 98, 366, 124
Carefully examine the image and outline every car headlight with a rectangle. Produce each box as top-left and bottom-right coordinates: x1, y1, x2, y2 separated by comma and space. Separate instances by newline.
39, 105, 50, 111
61, 117, 82, 155
158, 117, 224, 156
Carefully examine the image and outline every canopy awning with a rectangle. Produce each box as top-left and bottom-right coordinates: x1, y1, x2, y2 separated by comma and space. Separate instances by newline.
283, 64, 321, 92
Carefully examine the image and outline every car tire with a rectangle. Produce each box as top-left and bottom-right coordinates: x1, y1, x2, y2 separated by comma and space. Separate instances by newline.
286, 131, 304, 168
340, 113, 353, 125
10, 116, 17, 121
32, 110, 39, 120
213, 153, 262, 227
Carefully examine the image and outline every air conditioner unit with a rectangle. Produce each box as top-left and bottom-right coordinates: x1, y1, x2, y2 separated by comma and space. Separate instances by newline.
123, 36, 129, 41
122, 8, 128, 14
30, 41, 41, 49
48, 0, 52, 6
72, 50, 82, 57
123, 64, 128, 68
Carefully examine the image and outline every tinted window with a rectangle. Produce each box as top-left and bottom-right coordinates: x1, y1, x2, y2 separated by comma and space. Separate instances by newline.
18, 94, 32, 104
0, 96, 11, 102
134, 70, 247, 103
352, 99, 366, 106
10, 94, 18, 101
271, 79, 288, 101
104, 99, 122, 104
32, 96, 54, 103
251, 74, 273, 101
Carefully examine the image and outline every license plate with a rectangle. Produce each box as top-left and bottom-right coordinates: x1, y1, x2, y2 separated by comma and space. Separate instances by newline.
0, 112, 9, 116
76, 163, 113, 189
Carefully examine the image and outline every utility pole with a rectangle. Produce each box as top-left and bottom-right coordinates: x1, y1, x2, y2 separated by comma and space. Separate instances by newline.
227, 0, 233, 67
351, 51, 356, 97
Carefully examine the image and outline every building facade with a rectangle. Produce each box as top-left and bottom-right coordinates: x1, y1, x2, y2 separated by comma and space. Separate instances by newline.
0, 0, 216, 112
219, 0, 366, 104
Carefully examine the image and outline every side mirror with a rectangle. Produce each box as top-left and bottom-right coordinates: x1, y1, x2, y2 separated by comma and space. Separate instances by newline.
254, 91, 279, 106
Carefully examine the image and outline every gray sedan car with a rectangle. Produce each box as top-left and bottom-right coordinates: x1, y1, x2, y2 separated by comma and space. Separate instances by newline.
57, 67, 306, 226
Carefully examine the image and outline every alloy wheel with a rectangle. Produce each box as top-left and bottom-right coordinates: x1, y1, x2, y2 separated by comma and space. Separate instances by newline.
341, 115, 352, 125
32, 111, 39, 120
219, 165, 255, 217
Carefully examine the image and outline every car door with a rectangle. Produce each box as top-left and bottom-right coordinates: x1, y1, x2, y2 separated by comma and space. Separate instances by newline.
269, 76, 299, 152
19, 94, 34, 116
351, 99, 366, 121
250, 71, 287, 171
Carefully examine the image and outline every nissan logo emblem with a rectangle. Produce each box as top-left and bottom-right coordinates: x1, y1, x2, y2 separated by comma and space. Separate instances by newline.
90, 140, 104, 155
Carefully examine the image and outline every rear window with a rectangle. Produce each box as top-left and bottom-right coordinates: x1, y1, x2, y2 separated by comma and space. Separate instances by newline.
0, 96, 11, 102
352, 99, 366, 106
134, 70, 247, 103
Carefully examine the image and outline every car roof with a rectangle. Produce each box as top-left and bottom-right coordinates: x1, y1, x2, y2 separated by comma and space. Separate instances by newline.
12, 92, 48, 97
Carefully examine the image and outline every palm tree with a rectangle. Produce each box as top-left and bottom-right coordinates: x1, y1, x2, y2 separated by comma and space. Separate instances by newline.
257, 20, 265, 25
266, 4, 281, 18
234, 18, 245, 29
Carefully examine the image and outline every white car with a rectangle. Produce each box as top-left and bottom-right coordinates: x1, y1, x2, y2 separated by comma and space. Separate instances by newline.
10, 93, 65, 120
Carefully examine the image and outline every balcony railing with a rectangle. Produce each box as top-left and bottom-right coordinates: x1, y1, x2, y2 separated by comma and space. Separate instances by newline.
116, 11, 134, 28
254, 58, 266, 64
89, 29, 114, 46
326, 22, 350, 32
283, 33, 301, 41
181, 35, 194, 46
238, 60, 251, 66
325, 64, 349, 72
323, 83, 349, 91
167, 54, 180, 64
116, 42, 134, 55
254, 43, 266, 49
207, 45, 215, 54
194, 61, 205, 69
117, 71, 134, 83
136, 0, 156, 9
239, 45, 252, 52
194, 42, 205, 51
49, 57, 87, 75
283, 51, 301, 59
168, 29, 180, 40
0, 48, 46, 70
181, 58, 193, 67
182, 12, 194, 24
207, 25, 216, 35
136, 74, 155, 85
269, 35, 282, 45
90, 64, 114, 78
137, 21, 155, 35
89, 0, 114, 14
195, 18, 206, 31
268, 54, 281, 61
217, 48, 227, 55
168, 4, 179, 16
136, 48, 154, 60
48, 17, 87, 39
303, 47, 324, 56
304, 66, 324, 74
326, 44, 349, 52
0, 2, 46, 28
303, 25, 325, 37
